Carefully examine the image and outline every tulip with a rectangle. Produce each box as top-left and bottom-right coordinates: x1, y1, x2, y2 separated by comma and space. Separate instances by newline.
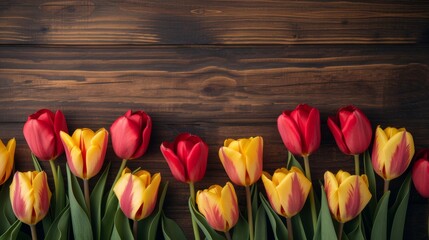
113, 168, 161, 221
196, 182, 239, 233
110, 110, 152, 160
277, 104, 320, 157
10, 171, 51, 226
324, 170, 371, 224
372, 126, 414, 192
161, 133, 208, 183
0, 138, 16, 185
23, 109, 68, 161
412, 149, 429, 198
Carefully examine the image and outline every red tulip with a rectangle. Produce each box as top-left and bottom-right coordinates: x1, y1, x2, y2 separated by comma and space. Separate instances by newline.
23, 109, 68, 161
110, 110, 152, 160
412, 149, 429, 198
160, 133, 208, 183
327, 106, 372, 155
277, 104, 321, 157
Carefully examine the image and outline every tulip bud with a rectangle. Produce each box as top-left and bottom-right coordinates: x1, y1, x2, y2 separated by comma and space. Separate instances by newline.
23, 109, 68, 161
324, 170, 371, 223
196, 182, 239, 232
277, 104, 320, 157
60, 128, 108, 180
372, 126, 415, 180
412, 149, 429, 198
113, 168, 161, 221
261, 167, 311, 218
327, 105, 372, 155
110, 110, 152, 160
10, 171, 51, 225
161, 133, 208, 183
0, 138, 16, 185
219, 136, 263, 186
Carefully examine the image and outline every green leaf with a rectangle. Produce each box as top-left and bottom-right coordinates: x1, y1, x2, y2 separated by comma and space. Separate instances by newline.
371, 191, 390, 240
233, 215, 249, 240
45, 203, 71, 240
254, 205, 267, 240
67, 166, 93, 240
291, 213, 307, 240
313, 185, 336, 240
161, 213, 187, 240
91, 163, 110, 240
287, 151, 304, 172
0, 219, 21, 240
31, 154, 43, 171
346, 215, 365, 240
111, 208, 133, 240
188, 197, 225, 240
251, 184, 259, 224
0, 183, 16, 233
363, 151, 377, 225
259, 193, 288, 240
101, 195, 118, 240
147, 181, 169, 240
54, 165, 66, 217
389, 174, 411, 240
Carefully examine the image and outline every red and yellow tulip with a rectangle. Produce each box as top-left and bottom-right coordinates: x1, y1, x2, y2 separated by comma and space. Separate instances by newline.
60, 128, 109, 180
196, 182, 239, 232
261, 167, 311, 218
0, 138, 16, 185
324, 170, 371, 223
219, 136, 263, 186
113, 168, 161, 221
10, 171, 51, 225
372, 126, 414, 180
412, 149, 429, 198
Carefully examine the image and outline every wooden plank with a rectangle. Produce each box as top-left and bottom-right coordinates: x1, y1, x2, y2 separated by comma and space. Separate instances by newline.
1, 0, 429, 45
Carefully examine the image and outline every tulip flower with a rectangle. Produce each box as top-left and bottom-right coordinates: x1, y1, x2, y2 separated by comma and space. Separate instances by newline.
23, 109, 68, 161
0, 138, 16, 185
196, 182, 239, 233
10, 171, 51, 239
114, 168, 161, 239
161, 133, 208, 183
110, 110, 152, 160
372, 126, 414, 192
412, 149, 429, 198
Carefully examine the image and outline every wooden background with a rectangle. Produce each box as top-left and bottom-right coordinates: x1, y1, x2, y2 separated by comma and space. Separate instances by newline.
1, 0, 428, 239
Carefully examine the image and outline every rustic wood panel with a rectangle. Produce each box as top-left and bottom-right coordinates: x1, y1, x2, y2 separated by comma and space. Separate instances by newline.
1, 0, 429, 45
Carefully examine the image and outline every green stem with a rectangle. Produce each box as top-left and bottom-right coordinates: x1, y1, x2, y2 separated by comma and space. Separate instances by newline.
245, 185, 254, 240
303, 155, 317, 231
30, 224, 38, 240
384, 180, 390, 193
225, 230, 232, 240
108, 159, 127, 200
354, 154, 360, 175
189, 182, 201, 240
49, 160, 59, 201
337, 222, 344, 240
84, 179, 91, 217
286, 217, 293, 240
133, 220, 138, 240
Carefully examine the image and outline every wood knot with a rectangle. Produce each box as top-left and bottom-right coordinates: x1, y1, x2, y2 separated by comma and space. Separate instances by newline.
201, 77, 237, 97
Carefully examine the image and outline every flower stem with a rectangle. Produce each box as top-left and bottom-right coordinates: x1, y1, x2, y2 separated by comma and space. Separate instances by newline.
49, 160, 59, 202
354, 154, 360, 175
30, 224, 38, 240
108, 159, 127, 200
133, 220, 138, 240
245, 185, 254, 240
225, 230, 232, 240
303, 155, 317, 231
189, 182, 201, 240
286, 217, 293, 240
337, 222, 344, 240
384, 180, 390, 193
83, 179, 91, 217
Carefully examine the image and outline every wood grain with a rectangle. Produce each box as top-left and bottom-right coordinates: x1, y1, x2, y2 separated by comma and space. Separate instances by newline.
1, 0, 429, 45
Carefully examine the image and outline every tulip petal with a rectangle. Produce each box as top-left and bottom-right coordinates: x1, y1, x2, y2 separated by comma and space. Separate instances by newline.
337, 176, 371, 223
23, 119, 55, 160
141, 173, 161, 219
114, 174, 141, 219
220, 182, 239, 229
111, 116, 141, 159
341, 110, 372, 154
244, 137, 263, 185
85, 129, 108, 179
277, 113, 303, 156
219, 147, 246, 186
303, 107, 320, 155
160, 144, 187, 182
412, 158, 429, 198
32, 172, 51, 224
383, 131, 414, 180
372, 126, 389, 178
10, 172, 34, 225
131, 114, 151, 159
277, 172, 311, 217
327, 116, 350, 154
197, 187, 226, 232
53, 110, 68, 157
262, 172, 282, 215
324, 171, 340, 221
186, 142, 208, 182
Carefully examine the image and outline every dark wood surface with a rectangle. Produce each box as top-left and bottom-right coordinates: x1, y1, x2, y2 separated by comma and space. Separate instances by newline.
1, 1, 428, 239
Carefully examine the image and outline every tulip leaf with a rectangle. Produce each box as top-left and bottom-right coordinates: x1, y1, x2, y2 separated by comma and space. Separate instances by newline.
371, 191, 390, 240
0, 183, 16, 233
45, 202, 71, 240
233, 214, 249, 240
161, 213, 187, 240
147, 181, 168, 240
111, 208, 133, 240
188, 197, 225, 240
389, 174, 411, 240
346, 215, 365, 240
91, 163, 110, 240
292, 213, 307, 240
254, 205, 267, 240
66, 166, 93, 240
287, 151, 304, 173
259, 193, 288, 240
363, 151, 377, 225
251, 184, 259, 224
101, 195, 118, 240
55, 165, 66, 217
0, 219, 21, 240
31, 153, 43, 171
313, 185, 336, 240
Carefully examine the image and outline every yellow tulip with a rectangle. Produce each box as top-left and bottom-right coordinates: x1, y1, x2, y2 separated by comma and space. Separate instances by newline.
113, 168, 161, 221
0, 138, 16, 185
60, 128, 108, 180
219, 136, 263, 186
10, 171, 51, 225
324, 170, 371, 223
262, 167, 311, 218
196, 182, 239, 232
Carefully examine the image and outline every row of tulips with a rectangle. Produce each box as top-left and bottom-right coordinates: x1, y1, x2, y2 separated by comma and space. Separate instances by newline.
0, 105, 427, 240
